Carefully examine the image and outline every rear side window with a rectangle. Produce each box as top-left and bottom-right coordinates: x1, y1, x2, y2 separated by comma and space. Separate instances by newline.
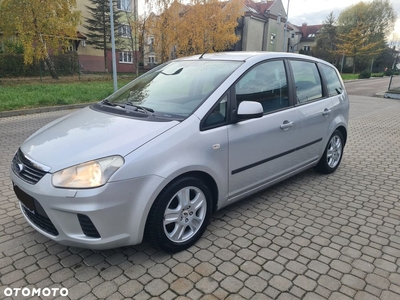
290, 60, 323, 103
320, 64, 343, 96
235, 60, 289, 114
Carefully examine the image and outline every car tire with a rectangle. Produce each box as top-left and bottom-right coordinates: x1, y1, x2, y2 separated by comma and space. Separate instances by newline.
146, 176, 212, 253
315, 130, 344, 174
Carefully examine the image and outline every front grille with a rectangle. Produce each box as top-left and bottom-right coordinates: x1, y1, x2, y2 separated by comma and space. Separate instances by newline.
78, 214, 101, 238
22, 202, 59, 236
12, 149, 47, 184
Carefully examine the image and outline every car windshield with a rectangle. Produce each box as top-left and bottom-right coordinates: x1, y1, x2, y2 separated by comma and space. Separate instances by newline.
105, 60, 242, 119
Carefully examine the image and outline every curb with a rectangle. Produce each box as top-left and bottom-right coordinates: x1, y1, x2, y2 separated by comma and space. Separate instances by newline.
0, 103, 95, 118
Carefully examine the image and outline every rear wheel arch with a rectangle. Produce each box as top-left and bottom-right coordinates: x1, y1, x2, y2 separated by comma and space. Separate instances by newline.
335, 125, 347, 146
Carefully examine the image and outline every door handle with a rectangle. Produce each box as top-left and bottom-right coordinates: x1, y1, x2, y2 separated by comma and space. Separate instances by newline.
322, 108, 331, 116
280, 120, 294, 130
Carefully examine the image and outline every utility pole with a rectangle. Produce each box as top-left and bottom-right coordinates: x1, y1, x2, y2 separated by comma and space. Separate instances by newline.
109, 0, 118, 92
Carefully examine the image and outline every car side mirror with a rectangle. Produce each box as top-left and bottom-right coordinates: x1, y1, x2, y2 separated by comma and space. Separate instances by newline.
236, 101, 263, 120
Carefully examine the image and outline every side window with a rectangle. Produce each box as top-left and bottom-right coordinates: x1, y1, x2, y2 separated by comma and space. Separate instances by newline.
291, 60, 323, 103
320, 64, 343, 96
235, 60, 289, 114
203, 94, 228, 128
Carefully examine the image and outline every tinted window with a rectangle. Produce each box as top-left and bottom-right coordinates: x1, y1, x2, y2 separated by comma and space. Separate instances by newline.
320, 64, 343, 96
291, 60, 323, 103
235, 60, 289, 113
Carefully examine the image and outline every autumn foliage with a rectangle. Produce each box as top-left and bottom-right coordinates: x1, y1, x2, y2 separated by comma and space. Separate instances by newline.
146, 0, 242, 63
0, 0, 80, 78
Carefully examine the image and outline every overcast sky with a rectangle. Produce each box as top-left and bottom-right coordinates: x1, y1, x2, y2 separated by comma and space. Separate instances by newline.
287, 0, 400, 38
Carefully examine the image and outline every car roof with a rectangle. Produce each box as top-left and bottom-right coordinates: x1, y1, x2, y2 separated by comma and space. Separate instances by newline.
177, 51, 329, 65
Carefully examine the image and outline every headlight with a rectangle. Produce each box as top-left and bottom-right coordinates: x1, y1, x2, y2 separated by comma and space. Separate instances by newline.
52, 156, 124, 188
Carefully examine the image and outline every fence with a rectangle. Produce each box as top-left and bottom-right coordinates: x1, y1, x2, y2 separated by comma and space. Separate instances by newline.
0, 53, 79, 79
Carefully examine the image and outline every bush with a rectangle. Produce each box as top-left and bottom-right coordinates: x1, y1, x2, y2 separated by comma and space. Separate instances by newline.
384, 69, 394, 76
336, 66, 354, 74
358, 70, 371, 79
371, 73, 384, 77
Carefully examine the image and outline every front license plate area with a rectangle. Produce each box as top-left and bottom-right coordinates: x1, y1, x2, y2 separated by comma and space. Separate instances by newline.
13, 184, 36, 213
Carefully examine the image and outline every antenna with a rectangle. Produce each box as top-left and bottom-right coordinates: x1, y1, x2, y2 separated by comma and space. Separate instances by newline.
199, 48, 209, 59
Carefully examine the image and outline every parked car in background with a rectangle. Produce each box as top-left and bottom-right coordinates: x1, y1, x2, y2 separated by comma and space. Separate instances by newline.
10, 52, 349, 252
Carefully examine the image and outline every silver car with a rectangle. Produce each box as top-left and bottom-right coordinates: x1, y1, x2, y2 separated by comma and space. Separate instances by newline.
10, 52, 349, 252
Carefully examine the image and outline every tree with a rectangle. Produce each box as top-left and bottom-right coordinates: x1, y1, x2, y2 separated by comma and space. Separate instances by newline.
336, 21, 382, 73
336, 0, 397, 72
85, 0, 123, 72
146, 0, 242, 63
0, 0, 80, 79
313, 12, 338, 64
122, 4, 148, 77
146, 0, 184, 63
176, 0, 242, 56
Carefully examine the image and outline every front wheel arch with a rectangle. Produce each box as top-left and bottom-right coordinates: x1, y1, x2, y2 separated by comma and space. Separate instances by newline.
144, 173, 217, 252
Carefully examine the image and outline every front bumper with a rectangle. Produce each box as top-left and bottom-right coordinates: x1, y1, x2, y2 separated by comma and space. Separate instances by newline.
10, 167, 165, 249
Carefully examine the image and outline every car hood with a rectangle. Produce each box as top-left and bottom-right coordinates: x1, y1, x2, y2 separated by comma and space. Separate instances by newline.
20, 107, 179, 172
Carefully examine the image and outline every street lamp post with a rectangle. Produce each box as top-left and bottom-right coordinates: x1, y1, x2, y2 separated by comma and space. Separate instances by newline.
283, 0, 290, 52
109, 0, 118, 92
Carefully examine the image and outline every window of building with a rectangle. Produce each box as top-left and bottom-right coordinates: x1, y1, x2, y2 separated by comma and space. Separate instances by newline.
118, 24, 131, 38
303, 46, 311, 51
291, 33, 295, 38
277, 13, 281, 24
290, 60, 323, 103
117, 0, 131, 11
119, 51, 132, 63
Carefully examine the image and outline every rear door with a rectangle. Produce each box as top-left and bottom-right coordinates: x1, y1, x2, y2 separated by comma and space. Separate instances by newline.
289, 60, 333, 166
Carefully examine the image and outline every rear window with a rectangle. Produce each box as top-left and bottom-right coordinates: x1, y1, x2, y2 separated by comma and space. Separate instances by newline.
320, 64, 343, 96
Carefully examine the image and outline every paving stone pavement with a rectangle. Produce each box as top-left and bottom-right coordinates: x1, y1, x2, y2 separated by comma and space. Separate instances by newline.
0, 95, 399, 300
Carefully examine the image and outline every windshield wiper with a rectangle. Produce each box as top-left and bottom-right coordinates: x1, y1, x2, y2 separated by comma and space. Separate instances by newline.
101, 99, 126, 107
102, 99, 116, 106
125, 102, 154, 114
102, 99, 154, 115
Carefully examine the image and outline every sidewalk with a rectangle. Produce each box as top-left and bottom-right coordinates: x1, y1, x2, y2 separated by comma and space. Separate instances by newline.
0, 102, 92, 118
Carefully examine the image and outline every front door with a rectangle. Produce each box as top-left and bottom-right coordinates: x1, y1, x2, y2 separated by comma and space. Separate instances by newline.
228, 60, 299, 200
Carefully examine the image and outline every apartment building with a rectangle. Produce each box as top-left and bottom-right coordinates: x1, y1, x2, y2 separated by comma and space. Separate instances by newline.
75, 0, 138, 73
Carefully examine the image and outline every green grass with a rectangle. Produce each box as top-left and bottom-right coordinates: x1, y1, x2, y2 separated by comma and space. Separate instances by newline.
341, 73, 359, 80
0, 79, 131, 111
340, 73, 385, 80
